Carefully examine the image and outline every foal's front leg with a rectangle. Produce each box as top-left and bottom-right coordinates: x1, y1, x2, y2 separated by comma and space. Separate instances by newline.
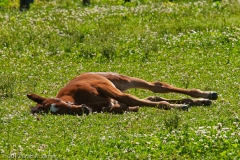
145, 96, 212, 106
97, 84, 189, 111
102, 100, 139, 114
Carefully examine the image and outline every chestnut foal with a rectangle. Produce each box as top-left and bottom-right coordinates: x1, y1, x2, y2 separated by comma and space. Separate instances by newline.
27, 72, 218, 115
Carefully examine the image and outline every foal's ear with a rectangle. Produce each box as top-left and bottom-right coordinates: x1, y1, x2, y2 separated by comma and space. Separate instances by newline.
27, 93, 46, 104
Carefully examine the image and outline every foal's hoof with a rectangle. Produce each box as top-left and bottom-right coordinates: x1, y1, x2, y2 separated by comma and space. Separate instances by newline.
203, 99, 212, 106
179, 105, 189, 111
208, 92, 218, 100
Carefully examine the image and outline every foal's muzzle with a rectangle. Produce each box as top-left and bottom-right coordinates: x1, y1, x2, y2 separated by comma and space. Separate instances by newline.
30, 106, 44, 114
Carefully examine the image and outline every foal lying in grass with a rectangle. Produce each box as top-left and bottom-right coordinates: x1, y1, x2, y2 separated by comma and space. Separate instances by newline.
27, 72, 217, 115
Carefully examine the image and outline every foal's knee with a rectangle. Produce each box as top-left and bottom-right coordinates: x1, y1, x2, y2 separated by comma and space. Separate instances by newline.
110, 103, 128, 114
128, 106, 139, 112
103, 103, 128, 114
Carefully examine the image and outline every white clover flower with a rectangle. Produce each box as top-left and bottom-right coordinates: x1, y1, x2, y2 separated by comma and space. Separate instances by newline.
231, 132, 236, 136
18, 145, 23, 151
146, 141, 151, 145
9, 153, 16, 159
223, 134, 228, 139
207, 126, 211, 129
222, 128, 230, 131
233, 122, 238, 127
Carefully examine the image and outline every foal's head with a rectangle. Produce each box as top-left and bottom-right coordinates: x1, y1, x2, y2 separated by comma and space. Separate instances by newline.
27, 94, 91, 115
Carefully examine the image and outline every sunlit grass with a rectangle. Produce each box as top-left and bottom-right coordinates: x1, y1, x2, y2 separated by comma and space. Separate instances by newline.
0, 0, 240, 159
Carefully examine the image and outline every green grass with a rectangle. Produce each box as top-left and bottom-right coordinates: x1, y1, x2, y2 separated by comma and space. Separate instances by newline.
0, 0, 240, 159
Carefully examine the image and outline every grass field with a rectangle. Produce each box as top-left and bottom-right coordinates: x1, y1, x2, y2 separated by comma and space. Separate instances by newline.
0, 0, 240, 159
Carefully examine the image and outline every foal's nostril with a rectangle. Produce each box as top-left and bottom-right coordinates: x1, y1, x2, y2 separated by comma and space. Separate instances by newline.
38, 107, 44, 112
30, 106, 43, 114
30, 107, 38, 114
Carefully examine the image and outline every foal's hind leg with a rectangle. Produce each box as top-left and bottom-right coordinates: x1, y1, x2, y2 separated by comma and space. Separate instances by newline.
103, 74, 218, 100
145, 96, 212, 106
148, 82, 218, 100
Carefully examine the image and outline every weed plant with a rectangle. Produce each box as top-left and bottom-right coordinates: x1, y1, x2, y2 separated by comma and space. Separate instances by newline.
0, 0, 239, 159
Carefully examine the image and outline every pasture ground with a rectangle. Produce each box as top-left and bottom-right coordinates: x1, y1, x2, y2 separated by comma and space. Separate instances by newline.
0, 0, 239, 159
